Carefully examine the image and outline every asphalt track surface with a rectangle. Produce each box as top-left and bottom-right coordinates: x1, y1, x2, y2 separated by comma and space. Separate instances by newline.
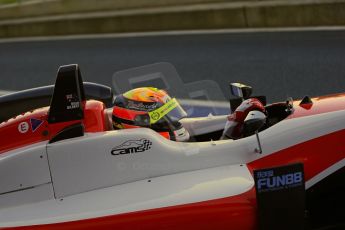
1, 29, 345, 103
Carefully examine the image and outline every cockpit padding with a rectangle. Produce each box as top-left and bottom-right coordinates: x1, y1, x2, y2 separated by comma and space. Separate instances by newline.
265, 103, 291, 127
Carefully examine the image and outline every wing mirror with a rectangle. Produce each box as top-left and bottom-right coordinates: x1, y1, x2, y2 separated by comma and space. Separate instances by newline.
230, 83, 252, 100
243, 111, 266, 154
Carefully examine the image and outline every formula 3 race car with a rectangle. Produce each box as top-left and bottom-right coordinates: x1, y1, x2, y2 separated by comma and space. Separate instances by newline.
0, 64, 344, 230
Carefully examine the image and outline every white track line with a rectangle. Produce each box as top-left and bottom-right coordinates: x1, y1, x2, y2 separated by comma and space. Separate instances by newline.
0, 90, 14, 96
0, 26, 345, 44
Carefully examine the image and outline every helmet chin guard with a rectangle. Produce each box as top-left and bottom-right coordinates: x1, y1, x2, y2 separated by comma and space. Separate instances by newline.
174, 127, 190, 142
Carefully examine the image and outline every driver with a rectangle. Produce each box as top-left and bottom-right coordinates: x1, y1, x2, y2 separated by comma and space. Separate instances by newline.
221, 98, 266, 140
112, 87, 190, 142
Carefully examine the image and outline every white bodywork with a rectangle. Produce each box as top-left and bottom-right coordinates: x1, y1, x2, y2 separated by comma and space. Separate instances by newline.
0, 143, 50, 195
1, 110, 345, 226
0, 164, 253, 227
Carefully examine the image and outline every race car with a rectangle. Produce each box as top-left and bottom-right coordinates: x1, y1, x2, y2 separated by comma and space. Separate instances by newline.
0, 64, 344, 230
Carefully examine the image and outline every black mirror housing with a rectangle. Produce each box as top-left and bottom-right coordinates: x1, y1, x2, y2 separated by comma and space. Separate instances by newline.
230, 83, 252, 99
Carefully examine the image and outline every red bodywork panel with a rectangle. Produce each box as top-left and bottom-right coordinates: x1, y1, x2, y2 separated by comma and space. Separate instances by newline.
2, 188, 258, 230
288, 93, 345, 119
0, 100, 106, 154
248, 128, 345, 181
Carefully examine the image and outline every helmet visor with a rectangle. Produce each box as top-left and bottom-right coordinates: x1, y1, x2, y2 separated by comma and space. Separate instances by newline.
148, 98, 187, 125
113, 97, 187, 131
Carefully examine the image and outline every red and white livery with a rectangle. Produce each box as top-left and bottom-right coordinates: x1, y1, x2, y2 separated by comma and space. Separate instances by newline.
0, 64, 344, 230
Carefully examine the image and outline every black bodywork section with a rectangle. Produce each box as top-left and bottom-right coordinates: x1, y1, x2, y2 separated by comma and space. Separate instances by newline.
48, 64, 85, 123
254, 163, 306, 230
306, 166, 345, 229
49, 123, 85, 144
253, 164, 345, 230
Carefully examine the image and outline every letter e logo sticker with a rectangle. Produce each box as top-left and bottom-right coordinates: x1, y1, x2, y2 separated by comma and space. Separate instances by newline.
18, 122, 29, 134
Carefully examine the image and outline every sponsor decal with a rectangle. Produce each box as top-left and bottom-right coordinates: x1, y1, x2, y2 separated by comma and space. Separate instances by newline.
127, 101, 158, 111
111, 138, 152, 155
66, 94, 80, 110
18, 122, 29, 133
148, 98, 178, 124
255, 170, 303, 193
254, 163, 305, 230
67, 102, 80, 110
150, 111, 160, 121
30, 118, 44, 132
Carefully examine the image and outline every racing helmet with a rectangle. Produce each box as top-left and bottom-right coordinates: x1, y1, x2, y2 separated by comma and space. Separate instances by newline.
112, 87, 190, 141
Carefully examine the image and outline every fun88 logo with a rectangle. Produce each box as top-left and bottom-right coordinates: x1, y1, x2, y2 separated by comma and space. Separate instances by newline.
256, 170, 303, 192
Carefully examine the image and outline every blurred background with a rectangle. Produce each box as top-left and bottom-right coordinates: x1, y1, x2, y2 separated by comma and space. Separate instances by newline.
1, 0, 345, 106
